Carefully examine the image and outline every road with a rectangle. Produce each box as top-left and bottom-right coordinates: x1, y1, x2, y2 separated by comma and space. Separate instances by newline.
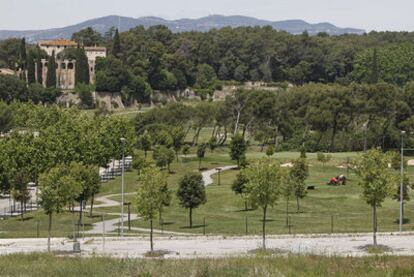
1, 232, 414, 258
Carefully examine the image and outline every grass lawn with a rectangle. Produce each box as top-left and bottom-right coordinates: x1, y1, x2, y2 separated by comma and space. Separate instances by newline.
0, 211, 114, 238
94, 149, 414, 236
0, 253, 413, 276
3, 148, 413, 238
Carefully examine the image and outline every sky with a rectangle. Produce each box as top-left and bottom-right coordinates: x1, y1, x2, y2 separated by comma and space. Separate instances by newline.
0, 0, 413, 32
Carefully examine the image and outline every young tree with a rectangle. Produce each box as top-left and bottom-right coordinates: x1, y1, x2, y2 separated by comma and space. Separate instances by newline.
39, 165, 82, 251
266, 145, 275, 157
11, 168, 31, 220
152, 145, 175, 173
208, 137, 217, 152
182, 145, 190, 162
231, 172, 249, 211
71, 163, 100, 233
245, 158, 284, 249
171, 126, 186, 162
196, 143, 207, 170
230, 133, 247, 168
176, 172, 206, 228
317, 152, 331, 168
139, 131, 152, 158
46, 51, 57, 88
354, 149, 397, 246
281, 174, 295, 227
290, 158, 309, 212
135, 166, 169, 252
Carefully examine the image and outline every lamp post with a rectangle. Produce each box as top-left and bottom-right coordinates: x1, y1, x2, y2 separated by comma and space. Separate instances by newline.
399, 131, 406, 232
120, 137, 126, 237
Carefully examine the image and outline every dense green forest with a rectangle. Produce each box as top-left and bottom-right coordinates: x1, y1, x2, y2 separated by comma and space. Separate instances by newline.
3, 26, 414, 98
2, 26, 414, 153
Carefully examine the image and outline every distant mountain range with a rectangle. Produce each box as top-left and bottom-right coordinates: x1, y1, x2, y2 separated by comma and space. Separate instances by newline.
0, 15, 365, 42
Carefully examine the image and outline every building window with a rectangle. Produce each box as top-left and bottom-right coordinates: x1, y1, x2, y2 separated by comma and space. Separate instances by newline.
61, 63, 66, 69
68, 63, 74, 69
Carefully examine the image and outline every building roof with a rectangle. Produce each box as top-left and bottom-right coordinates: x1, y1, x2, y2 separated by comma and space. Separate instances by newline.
38, 39, 77, 47
0, 68, 15, 75
85, 46, 107, 52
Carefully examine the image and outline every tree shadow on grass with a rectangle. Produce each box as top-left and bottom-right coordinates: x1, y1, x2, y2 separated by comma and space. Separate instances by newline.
160, 221, 175, 226
180, 224, 207, 230
18, 216, 33, 221
234, 208, 256, 212
393, 218, 410, 224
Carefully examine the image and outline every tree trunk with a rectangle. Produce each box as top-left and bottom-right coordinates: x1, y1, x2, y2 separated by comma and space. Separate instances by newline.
189, 208, 193, 228
296, 197, 300, 213
47, 213, 52, 252
144, 150, 147, 158
245, 200, 248, 211
89, 195, 95, 217
78, 202, 83, 238
20, 200, 24, 220
234, 109, 241, 135
192, 127, 202, 146
262, 205, 267, 250
373, 205, 377, 246
150, 219, 154, 252
286, 198, 289, 227
159, 210, 162, 226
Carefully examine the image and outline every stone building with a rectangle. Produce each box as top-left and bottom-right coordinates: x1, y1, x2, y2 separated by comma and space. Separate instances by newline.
38, 39, 106, 90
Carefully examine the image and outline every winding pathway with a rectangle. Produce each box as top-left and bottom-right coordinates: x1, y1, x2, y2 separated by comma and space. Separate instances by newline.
86, 165, 237, 235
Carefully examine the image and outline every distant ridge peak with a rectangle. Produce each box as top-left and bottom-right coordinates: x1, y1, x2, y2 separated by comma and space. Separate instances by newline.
0, 15, 365, 42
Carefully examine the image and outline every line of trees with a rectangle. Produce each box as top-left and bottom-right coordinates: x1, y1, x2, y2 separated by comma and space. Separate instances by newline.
0, 102, 136, 251
134, 82, 414, 153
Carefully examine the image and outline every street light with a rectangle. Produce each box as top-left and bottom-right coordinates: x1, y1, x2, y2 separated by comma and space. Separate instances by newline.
399, 130, 406, 232
120, 137, 126, 237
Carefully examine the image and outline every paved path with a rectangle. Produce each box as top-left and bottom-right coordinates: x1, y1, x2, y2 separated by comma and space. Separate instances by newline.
85, 165, 238, 234
202, 165, 238, 186
2, 232, 414, 258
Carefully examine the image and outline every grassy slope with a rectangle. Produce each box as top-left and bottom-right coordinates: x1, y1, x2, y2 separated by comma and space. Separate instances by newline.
0, 253, 413, 276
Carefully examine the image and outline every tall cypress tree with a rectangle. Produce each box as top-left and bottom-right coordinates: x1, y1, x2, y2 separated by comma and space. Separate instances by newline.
27, 51, 36, 84
19, 38, 27, 70
37, 58, 43, 85
111, 29, 121, 57
46, 51, 57, 88
75, 46, 90, 84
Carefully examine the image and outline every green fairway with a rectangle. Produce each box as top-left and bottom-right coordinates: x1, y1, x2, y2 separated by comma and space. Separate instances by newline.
0, 253, 413, 277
